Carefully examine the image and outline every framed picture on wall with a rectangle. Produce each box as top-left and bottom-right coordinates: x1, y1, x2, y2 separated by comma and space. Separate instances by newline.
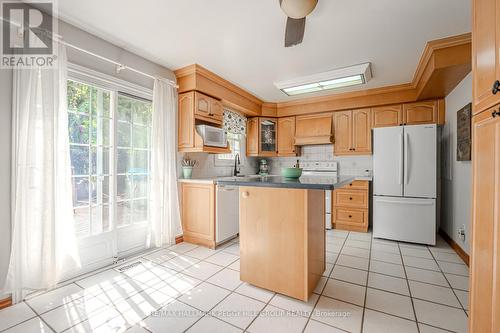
456, 102, 472, 161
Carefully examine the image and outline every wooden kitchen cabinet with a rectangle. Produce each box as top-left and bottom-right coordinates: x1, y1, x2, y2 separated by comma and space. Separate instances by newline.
403, 100, 438, 125
178, 91, 230, 153
372, 104, 403, 127
246, 117, 278, 157
294, 113, 334, 145
194, 91, 223, 124
472, 0, 500, 115
246, 118, 259, 156
333, 108, 372, 155
180, 182, 216, 249
332, 180, 370, 232
277, 116, 299, 156
469, 105, 500, 333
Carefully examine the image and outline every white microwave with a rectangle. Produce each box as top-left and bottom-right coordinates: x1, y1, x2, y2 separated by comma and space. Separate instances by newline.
196, 125, 228, 148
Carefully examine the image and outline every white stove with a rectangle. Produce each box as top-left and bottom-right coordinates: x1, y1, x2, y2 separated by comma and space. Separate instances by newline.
302, 161, 338, 230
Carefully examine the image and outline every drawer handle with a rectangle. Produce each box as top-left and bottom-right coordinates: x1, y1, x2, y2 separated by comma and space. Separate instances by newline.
493, 80, 500, 95
349, 215, 352, 218
242, 191, 250, 198
349, 197, 353, 200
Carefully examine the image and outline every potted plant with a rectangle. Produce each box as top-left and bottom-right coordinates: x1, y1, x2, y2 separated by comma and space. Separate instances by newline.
181, 157, 197, 179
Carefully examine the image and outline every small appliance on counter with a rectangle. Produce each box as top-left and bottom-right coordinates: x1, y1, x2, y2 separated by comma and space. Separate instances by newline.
195, 125, 227, 147
259, 159, 269, 176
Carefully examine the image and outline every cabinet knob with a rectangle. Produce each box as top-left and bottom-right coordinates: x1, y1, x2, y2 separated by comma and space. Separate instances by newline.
349, 183, 353, 186
349, 197, 353, 200
493, 80, 500, 95
242, 191, 250, 198
349, 215, 352, 218
492, 110, 500, 118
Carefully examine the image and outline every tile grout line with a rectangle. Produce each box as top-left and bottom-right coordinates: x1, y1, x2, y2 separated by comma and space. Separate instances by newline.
299, 231, 351, 333
397, 241, 421, 333
23, 301, 56, 333
427, 246, 469, 317
359, 231, 373, 333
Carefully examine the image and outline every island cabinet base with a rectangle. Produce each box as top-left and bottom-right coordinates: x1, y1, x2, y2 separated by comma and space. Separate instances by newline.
239, 186, 325, 302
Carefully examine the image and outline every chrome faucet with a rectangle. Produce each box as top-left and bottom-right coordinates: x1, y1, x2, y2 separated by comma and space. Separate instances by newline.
234, 153, 241, 176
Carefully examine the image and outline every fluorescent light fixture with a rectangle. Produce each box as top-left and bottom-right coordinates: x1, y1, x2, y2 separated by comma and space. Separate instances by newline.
275, 63, 372, 96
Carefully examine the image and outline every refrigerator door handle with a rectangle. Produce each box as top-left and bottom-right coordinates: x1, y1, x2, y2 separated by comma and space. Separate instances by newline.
398, 132, 404, 185
375, 198, 432, 205
404, 132, 409, 184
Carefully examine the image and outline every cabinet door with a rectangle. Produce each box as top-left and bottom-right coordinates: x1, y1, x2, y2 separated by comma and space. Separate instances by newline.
259, 118, 277, 156
210, 98, 224, 123
372, 105, 403, 127
246, 118, 259, 156
181, 183, 215, 244
352, 108, 372, 154
277, 117, 297, 156
333, 111, 352, 155
403, 101, 437, 125
472, 0, 500, 114
194, 92, 211, 117
178, 92, 194, 149
469, 107, 500, 333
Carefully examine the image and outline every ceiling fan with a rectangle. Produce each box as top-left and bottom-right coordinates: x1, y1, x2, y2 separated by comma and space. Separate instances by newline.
279, 0, 318, 47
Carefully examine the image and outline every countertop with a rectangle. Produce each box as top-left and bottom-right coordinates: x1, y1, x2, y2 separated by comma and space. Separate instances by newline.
216, 175, 356, 190
178, 175, 372, 185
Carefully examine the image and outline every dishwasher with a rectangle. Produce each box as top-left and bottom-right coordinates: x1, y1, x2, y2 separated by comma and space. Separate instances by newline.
216, 184, 239, 244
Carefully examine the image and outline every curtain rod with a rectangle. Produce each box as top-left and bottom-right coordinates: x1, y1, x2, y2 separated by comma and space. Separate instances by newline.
59, 40, 179, 88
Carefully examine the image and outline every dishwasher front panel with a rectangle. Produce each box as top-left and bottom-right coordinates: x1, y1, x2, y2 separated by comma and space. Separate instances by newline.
216, 185, 240, 244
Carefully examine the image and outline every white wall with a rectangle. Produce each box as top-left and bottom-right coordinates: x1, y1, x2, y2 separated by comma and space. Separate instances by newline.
441, 72, 472, 254
0, 18, 175, 297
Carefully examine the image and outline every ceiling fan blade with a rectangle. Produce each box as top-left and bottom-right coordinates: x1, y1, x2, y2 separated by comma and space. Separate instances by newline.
284, 16, 306, 47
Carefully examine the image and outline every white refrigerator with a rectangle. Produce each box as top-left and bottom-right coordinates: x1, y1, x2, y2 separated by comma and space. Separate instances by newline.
373, 124, 437, 245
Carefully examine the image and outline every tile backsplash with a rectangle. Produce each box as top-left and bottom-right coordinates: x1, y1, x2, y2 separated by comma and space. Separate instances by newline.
267, 145, 373, 176
180, 145, 372, 179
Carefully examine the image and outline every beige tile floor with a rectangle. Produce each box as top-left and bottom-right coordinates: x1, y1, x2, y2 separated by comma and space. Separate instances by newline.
0, 229, 469, 333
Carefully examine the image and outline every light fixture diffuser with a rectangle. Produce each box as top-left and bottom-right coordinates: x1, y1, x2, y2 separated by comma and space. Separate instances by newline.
275, 63, 372, 96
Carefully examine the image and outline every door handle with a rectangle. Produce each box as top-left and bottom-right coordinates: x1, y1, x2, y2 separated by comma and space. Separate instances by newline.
404, 132, 409, 185
399, 131, 404, 185
493, 80, 500, 95
492, 109, 500, 118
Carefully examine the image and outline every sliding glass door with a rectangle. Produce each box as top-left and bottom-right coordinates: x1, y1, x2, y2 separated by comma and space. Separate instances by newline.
67, 78, 152, 278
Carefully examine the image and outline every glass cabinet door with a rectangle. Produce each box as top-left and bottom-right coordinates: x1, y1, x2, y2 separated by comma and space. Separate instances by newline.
259, 118, 277, 155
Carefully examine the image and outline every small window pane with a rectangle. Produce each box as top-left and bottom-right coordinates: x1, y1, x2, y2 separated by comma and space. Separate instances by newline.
90, 176, 110, 204
67, 81, 90, 114
132, 125, 149, 149
117, 122, 131, 147
133, 103, 152, 125
70, 146, 90, 175
91, 88, 111, 118
91, 147, 111, 175
132, 175, 148, 199
133, 150, 149, 171
117, 98, 132, 122
132, 199, 148, 223
116, 201, 131, 227
117, 175, 132, 201
91, 118, 111, 146
90, 205, 111, 234
74, 207, 90, 238
68, 113, 90, 144
72, 177, 89, 207
117, 149, 133, 174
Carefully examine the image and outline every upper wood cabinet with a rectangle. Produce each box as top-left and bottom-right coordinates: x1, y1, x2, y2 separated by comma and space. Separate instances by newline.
194, 91, 223, 124
333, 109, 372, 156
469, 106, 500, 333
403, 100, 438, 125
372, 104, 403, 127
294, 113, 334, 145
246, 117, 278, 157
246, 118, 259, 156
180, 182, 216, 249
472, 0, 500, 115
178, 91, 230, 153
277, 117, 299, 156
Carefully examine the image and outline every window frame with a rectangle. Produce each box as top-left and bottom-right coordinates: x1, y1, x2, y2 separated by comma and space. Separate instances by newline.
68, 63, 153, 238
214, 133, 246, 166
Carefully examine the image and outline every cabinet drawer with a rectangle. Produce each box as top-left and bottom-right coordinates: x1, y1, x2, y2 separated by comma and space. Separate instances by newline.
333, 190, 368, 208
333, 208, 367, 225
342, 180, 369, 190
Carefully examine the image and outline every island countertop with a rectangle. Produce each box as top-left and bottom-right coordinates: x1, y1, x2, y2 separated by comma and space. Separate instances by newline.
216, 175, 355, 190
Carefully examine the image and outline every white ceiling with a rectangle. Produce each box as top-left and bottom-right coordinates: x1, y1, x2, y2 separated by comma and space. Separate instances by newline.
57, 0, 471, 102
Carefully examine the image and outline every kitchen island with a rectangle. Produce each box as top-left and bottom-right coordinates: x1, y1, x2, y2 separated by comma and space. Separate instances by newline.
217, 175, 354, 302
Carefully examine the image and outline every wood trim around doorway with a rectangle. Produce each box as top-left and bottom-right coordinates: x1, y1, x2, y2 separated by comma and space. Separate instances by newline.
438, 229, 470, 266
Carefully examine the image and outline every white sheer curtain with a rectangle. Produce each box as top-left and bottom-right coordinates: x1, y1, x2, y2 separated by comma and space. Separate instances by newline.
5, 44, 80, 303
150, 78, 181, 247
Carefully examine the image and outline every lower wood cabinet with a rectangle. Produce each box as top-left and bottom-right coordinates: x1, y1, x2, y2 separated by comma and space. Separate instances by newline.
180, 182, 216, 249
332, 180, 369, 232
469, 105, 500, 332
